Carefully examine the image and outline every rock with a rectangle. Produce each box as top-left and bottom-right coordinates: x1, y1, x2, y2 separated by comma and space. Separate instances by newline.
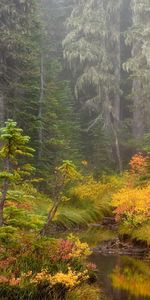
102, 217, 116, 226
92, 238, 149, 257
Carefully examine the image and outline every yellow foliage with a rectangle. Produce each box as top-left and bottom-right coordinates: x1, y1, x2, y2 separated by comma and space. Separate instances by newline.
71, 238, 91, 258
57, 160, 82, 183
70, 175, 123, 214
30, 267, 89, 289
71, 177, 109, 203
112, 184, 150, 224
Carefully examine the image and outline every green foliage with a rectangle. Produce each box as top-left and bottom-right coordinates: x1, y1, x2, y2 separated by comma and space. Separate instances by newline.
0, 120, 35, 225
0, 120, 35, 181
123, 0, 150, 138
0, 226, 19, 245
63, 0, 122, 170
0, 119, 34, 159
4, 207, 45, 230
57, 207, 101, 230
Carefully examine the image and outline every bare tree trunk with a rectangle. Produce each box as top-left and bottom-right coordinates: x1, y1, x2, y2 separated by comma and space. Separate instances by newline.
111, 1, 122, 172
40, 199, 61, 236
0, 158, 10, 226
40, 172, 67, 236
104, 92, 122, 173
111, 122, 123, 173
0, 179, 9, 226
132, 79, 144, 140
38, 52, 44, 161
131, 9, 144, 140
113, 0, 121, 125
0, 92, 5, 124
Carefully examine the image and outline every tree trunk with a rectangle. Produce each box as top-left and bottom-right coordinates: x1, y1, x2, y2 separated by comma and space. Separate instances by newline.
0, 179, 9, 226
38, 51, 44, 161
131, 5, 144, 140
0, 92, 5, 124
132, 79, 144, 140
0, 158, 10, 226
40, 199, 61, 236
111, 122, 123, 173
113, 0, 121, 125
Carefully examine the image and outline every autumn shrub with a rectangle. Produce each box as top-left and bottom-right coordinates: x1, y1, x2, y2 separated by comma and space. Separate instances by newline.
0, 232, 94, 299
69, 175, 123, 218
129, 153, 148, 176
126, 153, 150, 187
112, 184, 150, 227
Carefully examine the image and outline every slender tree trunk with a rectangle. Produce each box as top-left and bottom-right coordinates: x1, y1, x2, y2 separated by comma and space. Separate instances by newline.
0, 158, 10, 226
0, 92, 5, 124
0, 179, 9, 226
113, 0, 121, 125
111, 122, 123, 173
38, 52, 44, 161
111, 1, 122, 172
104, 92, 122, 172
40, 199, 61, 236
131, 3, 144, 140
132, 80, 144, 139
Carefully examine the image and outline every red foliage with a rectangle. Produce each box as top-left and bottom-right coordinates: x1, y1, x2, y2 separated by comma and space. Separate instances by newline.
51, 239, 74, 262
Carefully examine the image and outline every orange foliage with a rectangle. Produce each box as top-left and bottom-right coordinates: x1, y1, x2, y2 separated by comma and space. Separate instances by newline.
129, 153, 148, 175
9, 277, 21, 286
6, 200, 32, 211
0, 276, 9, 284
0, 275, 20, 286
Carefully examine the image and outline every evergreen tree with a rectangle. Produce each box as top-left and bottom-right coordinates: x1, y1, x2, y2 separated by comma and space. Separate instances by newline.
35, 0, 81, 177
123, 0, 150, 140
0, 120, 35, 225
63, 0, 123, 171
0, 0, 41, 150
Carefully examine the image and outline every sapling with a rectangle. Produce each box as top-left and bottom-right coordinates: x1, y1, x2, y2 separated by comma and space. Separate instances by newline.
0, 120, 35, 226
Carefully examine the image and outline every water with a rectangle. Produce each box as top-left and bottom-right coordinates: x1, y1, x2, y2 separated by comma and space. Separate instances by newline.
91, 254, 150, 300
78, 227, 150, 300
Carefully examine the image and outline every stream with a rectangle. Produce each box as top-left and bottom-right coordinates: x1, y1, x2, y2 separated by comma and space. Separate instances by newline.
78, 227, 150, 300
91, 254, 150, 300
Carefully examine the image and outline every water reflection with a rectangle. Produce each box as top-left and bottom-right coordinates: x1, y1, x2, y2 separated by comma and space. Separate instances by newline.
77, 227, 116, 247
91, 254, 150, 300
111, 256, 150, 298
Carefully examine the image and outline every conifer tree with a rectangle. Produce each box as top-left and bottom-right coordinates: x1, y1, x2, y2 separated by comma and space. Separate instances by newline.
123, 0, 150, 140
0, 120, 35, 225
63, 0, 122, 171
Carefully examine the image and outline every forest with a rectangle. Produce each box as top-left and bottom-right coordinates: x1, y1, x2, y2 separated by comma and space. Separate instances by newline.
0, 0, 150, 299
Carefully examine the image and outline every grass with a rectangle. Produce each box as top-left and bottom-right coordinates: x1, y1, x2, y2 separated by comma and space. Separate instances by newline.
2, 181, 108, 233
56, 206, 102, 230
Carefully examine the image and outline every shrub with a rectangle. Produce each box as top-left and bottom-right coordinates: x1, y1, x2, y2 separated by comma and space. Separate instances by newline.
112, 185, 150, 227
0, 233, 93, 299
69, 175, 122, 217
